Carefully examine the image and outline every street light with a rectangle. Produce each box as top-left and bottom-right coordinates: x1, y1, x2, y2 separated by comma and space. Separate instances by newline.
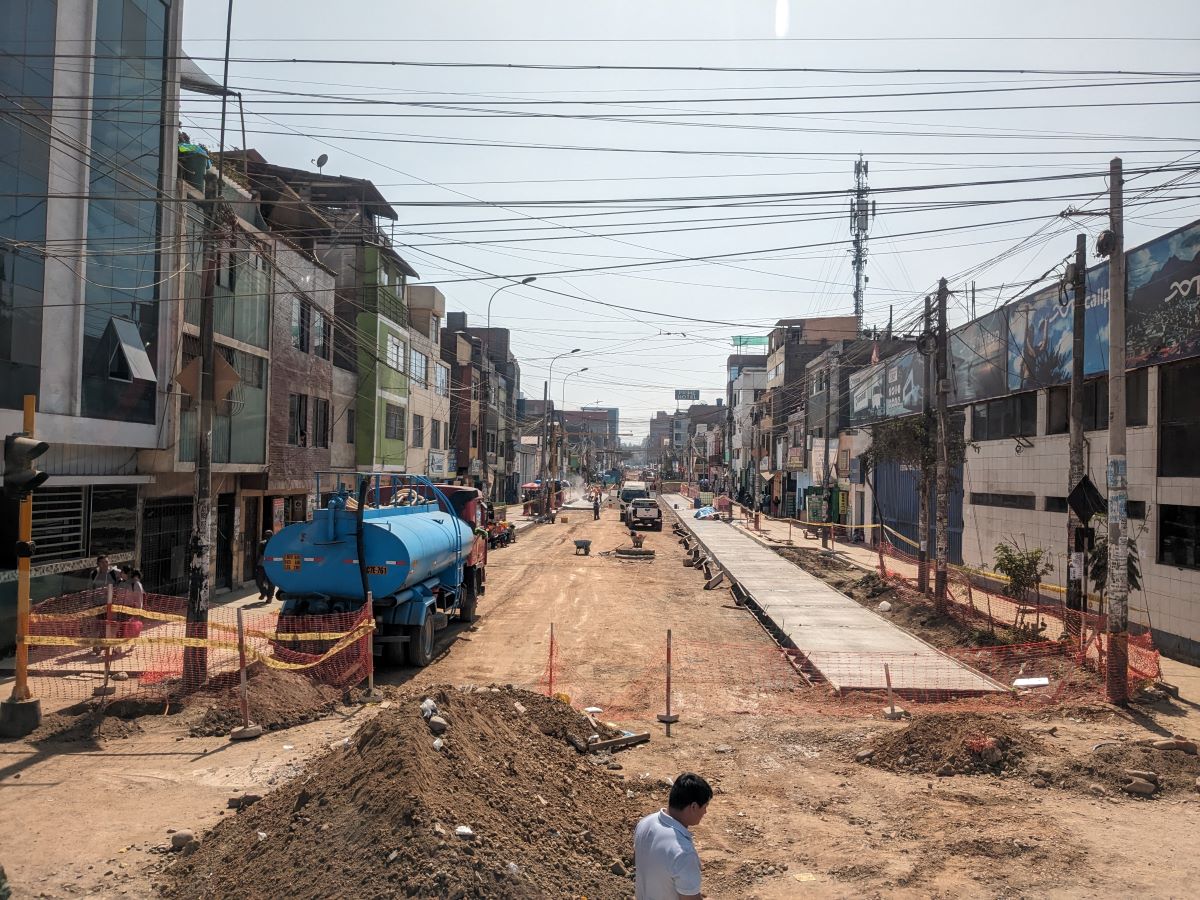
562, 366, 589, 411
479, 277, 533, 503
540, 349, 581, 510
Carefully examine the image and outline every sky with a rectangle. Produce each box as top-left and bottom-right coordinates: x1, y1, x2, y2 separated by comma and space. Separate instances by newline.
180, 0, 1200, 439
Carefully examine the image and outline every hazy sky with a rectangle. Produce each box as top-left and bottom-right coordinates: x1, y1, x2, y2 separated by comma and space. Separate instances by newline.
180, 1, 1200, 436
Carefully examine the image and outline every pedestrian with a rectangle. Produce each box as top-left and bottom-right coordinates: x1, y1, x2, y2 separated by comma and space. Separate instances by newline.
255, 530, 275, 602
634, 772, 712, 900
88, 554, 122, 590
593, 495, 601, 520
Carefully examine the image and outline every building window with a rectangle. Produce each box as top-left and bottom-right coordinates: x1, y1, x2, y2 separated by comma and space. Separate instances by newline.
408, 348, 428, 385
385, 403, 405, 441
1160, 360, 1200, 477
313, 398, 330, 448
970, 492, 1036, 510
1047, 386, 1069, 435
411, 413, 424, 448
1044, 496, 1069, 513
430, 419, 441, 450
291, 297, 310, 352
288, 394, 308, 446
386, 334, 404, 372
1128, 500, 1146, 520
346, 408, 355, 444
435, 364, 450, 397
313, 311, 329, 359
1160, 504, 1200, 570
971, 392, 1036, 441
470, 426, 478, 449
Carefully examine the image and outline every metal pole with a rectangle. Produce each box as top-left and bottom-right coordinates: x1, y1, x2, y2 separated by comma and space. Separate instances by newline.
934, 278, 950, 612
237, 607, 250, 728
9, 396, 36, 703
1105, 157, 1129, 705
548, 622, 555, 698
1068, 234, 1087, 614
919, 294, 933, 594
657, 628, 679, 737
822, 356, 835, 549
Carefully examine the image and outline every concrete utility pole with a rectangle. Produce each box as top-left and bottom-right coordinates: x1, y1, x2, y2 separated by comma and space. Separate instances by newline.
539, 380, 549, 513
821, 353, 836, 549
918, 294, 933, 594
850, 155, 874, 334
1067, 234, 1087, 613
1105, 157, 1129, 705
934, 278, 950, 612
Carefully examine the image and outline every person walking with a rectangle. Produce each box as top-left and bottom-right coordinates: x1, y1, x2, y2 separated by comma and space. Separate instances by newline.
634, 772, 713, 900
88, 554, 122, 590
593, 495, 601, 521
255, 530, 275, 602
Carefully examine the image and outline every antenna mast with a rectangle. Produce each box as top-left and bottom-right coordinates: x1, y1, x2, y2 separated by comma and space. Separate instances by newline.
850, 154, 874, 334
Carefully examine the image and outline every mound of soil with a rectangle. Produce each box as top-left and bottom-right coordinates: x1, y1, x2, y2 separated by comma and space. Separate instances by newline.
1049, 741, 1200, 797
161, 685, 645, 899
477, 686, 623, 746
187, 670, 343, 737
864, 712, 1043, 776
19, 701, 145, 745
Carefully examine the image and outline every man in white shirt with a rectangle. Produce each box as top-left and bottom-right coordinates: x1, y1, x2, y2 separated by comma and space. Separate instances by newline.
634, 772, 713, 900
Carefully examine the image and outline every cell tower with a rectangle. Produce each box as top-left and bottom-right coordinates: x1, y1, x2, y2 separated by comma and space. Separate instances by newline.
850, 155, 875, 334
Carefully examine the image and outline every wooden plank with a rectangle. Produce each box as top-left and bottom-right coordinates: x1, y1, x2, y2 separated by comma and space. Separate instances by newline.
589, 731, 651, 752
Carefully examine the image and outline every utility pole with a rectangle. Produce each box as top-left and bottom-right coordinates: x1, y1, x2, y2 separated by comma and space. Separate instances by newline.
1067, 234, 1087, 613
934, 278, 950, 613
850, 155, 874, 335
918, 294, 933, 594
1105, 157, 1129, 705
539, 380, 549, 514
821, 353, 836, 549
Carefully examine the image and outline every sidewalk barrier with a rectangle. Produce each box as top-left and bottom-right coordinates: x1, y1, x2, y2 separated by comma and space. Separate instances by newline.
21, 588, 373, 704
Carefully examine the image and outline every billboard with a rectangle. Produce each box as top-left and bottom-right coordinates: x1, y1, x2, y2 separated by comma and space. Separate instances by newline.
674, 389, 700, 401
849, 349, 924, 425
1126, 220, 1200, 367
949, 308, 1008, 403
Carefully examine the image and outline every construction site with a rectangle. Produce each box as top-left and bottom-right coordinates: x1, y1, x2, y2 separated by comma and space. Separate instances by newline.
2, 494, 1198, 899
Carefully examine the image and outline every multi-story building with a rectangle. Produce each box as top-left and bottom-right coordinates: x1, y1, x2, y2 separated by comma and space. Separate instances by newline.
729, 369, 766, 500
1, 0, 185, 635
441, 329, 479, 487
405, 287, 453, 480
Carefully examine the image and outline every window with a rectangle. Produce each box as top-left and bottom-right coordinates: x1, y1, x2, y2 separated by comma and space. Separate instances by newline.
1047, 386, 1069, 435
971, 392, 1036, 441
313, 311, 329, 359
1082, 372, 1149, 431
970, 492, 1036, 510
385, 403, 405, 441
1160, 360, 1200, 477
1128, 500, 1146, 520
1160, 504, 1200, 570
411, 413, 424, 448
435, 364, 450, 397
839, 449, 850, 475
288, 394, 308, 446
346, 408, 356, 444
291, 297, 310, 352
431, 419, 442, 450
386, 334, 404, 372
470, 426, 478, 449
313, 398, 330, 448
408, 348, 428, 385
1044, 496, 1069, 513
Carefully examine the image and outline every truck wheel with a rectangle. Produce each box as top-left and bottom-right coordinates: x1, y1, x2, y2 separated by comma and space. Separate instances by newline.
653, 522, 663, 531
457, 573, 478, 623
406, 616, 435, 667
381, 627, 406, 666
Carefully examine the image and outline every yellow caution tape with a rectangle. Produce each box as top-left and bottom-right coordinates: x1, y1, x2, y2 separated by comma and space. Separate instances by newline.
31, 605, 187, 624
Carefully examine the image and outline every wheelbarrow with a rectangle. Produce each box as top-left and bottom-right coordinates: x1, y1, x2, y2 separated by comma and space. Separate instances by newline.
574, 539, 592, 556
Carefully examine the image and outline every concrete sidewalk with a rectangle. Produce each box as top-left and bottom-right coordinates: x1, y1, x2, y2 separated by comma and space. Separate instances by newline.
663, 495, 1005, 696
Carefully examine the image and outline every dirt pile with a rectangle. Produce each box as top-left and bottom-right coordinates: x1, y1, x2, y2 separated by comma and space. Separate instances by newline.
481, 685, 623, 746
187, 669, 343, 737
20, 700, 145, 744
863, 712, 1043, 776
161, 685, 645, 899
1050, 740, 1200, 797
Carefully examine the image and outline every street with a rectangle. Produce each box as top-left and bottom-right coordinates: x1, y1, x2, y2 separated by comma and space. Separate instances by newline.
4, 504, 1200, 897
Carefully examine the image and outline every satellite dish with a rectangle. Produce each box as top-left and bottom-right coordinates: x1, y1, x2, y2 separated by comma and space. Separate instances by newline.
315, 153, 328, 171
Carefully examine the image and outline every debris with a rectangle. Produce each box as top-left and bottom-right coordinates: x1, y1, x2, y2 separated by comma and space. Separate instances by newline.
420, 698, 438, 719
432, 737, 444, 751
169, 832, 195, 851
715, 745, 735, 754
427, 715, 449, 736
227, 794, 262, 811
387, 850, 399, 863
877, 600, 892, 612
610, 860, 627, 876
1124, 769, 1160, 785
1121, 778, 1157, 797
584, 707, 603, 715
936, 764, 955, 777
256, 832, 267, 842
455, 825, 475, 840
1088, 783, 1107, 796
506, 862, 521, 876
855, 749, 875, 763
1012, 677, 1051, 688
513, 701, 527, 715
281, 744, 294, 751
1031, 777, 1049, 789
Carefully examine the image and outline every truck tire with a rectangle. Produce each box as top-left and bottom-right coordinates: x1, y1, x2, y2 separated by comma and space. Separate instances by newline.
653, 521, 663, 531
457, 571, 478, 623
406, 616, 435, 667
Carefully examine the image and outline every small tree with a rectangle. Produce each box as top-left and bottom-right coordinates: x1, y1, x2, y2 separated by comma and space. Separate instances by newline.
993, 539, 1053, 605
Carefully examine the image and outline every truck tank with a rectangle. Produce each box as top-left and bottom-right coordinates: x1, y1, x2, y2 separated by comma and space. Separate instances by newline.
262, 498, 474, 601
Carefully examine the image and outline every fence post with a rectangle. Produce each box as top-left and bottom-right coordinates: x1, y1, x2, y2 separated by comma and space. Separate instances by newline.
230, 606, 262, 740
95, 585, 115, 697
362, 591, 382, 703
657, 629, 679, 737
547, 622, 556, 698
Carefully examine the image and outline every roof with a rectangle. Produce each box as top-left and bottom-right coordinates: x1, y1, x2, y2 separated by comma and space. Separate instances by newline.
180, 55, 234, 97
226, 151, 398, 221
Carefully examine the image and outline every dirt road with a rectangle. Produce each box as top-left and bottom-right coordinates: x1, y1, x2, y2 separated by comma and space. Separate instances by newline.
2, 502, 1199, 898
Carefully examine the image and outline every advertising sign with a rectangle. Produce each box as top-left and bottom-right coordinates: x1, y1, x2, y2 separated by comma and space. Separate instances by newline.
1126, 220, 1200, 367
674, 389, 700, 401
271, 497, 285, 532
950, 309, 1008, 403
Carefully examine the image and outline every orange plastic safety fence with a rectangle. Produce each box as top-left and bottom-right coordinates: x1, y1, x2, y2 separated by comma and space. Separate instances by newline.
23, 589, 372, 704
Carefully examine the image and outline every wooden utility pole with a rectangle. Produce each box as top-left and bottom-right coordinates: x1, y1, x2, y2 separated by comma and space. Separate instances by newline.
918, 294, 933, 594
1105, 157, 1129, 705
1067, 234, 1087, 613
934, 278, 950, 612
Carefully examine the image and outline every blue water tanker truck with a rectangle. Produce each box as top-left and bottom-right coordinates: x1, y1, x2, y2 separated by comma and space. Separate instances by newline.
262, 473, 488, 667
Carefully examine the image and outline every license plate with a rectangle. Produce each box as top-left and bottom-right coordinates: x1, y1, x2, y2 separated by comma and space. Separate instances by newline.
365, 565, 387, 575
283, 554, 301, 572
